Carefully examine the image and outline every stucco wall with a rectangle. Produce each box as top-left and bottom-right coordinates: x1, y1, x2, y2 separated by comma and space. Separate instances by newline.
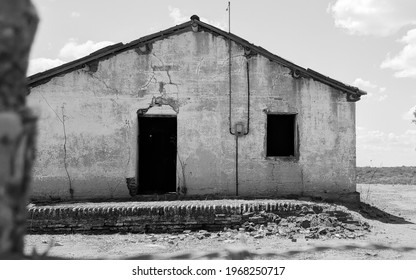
28, 30, 356, 201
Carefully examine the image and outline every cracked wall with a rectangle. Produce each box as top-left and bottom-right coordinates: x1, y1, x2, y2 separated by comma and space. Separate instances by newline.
27, 30, 356, 201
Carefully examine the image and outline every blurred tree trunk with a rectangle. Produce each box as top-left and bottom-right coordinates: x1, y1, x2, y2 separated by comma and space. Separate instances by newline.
0, 0, 38, 256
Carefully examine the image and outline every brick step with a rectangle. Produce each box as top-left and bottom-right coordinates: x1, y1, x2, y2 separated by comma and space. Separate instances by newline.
26, 201, 352, 234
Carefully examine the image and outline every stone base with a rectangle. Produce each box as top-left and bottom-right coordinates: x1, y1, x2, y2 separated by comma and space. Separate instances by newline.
26, 199, 359, 234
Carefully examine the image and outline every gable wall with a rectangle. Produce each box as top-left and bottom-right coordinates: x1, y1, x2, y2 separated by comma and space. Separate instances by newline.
28, 30, 356, 201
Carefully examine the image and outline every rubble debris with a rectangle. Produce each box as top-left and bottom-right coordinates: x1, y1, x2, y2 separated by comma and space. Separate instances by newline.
365, 252, 378, 257
142, 210, 371, 243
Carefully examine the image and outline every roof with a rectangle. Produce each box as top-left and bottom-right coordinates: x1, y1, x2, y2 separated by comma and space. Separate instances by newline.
27, 15, 366, 101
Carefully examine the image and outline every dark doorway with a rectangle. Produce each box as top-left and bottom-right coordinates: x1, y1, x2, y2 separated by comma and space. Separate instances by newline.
138, 116, 177, 194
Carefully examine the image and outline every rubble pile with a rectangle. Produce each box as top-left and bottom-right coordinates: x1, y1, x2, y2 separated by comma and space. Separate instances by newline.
28, 201, 371, 236
238, 209, 370, 239
145, 209, 371, 243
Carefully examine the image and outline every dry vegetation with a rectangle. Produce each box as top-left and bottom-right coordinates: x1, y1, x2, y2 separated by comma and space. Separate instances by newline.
357, 166, 416, 185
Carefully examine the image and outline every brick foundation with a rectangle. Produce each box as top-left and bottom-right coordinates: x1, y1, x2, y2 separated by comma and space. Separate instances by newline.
26, 201, 357, 234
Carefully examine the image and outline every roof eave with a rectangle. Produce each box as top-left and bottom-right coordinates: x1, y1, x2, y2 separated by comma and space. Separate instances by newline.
27, 21, 193, 88
27, 18, 366, 102
196, 20, 366, 101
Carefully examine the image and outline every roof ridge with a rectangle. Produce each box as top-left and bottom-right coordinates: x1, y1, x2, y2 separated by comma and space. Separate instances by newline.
27, 16, 366, 100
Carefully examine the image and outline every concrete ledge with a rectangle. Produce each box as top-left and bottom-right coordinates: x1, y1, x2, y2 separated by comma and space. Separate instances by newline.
26, 200, 357, 234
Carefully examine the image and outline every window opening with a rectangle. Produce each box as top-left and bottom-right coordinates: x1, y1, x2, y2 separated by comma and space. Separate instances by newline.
266, 114, 296, 157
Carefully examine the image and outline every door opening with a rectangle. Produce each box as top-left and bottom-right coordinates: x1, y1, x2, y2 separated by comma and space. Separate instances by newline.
138, 116, 177, 194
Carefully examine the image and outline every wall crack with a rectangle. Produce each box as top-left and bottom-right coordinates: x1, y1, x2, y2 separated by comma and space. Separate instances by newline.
85, 70, 122, 97
138, 73, 157, 91
61, 104, 74, 199
149, 52, 181, 112
196, 57, 205, 76
39, 93, 74, 199
177, 153, 189, 195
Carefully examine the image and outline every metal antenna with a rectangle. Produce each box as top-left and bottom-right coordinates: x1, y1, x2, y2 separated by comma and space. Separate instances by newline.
227, 1, 230, 33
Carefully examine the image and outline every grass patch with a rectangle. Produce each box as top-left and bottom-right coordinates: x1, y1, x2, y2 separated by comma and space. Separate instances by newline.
357, 166, 416, 185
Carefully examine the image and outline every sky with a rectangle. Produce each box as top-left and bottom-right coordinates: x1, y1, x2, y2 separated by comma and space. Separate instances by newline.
28, 0, 416, 167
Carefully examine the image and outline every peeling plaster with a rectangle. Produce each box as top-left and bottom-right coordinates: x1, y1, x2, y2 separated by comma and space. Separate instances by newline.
28, 31, 357, 201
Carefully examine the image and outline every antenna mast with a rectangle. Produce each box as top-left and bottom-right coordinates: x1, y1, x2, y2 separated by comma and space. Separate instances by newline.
227, 1, 230, 33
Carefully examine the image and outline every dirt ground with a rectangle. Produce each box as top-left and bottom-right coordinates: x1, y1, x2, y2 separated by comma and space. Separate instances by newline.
24, 184, 416, 259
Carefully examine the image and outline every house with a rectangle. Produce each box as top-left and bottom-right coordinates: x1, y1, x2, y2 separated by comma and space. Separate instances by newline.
27, 15, 366, 203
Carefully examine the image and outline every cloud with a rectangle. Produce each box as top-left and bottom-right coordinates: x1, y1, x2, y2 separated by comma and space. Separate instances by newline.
168, 6, 226, 30
58, 39, 114, 60
28, 39, 114, 75
377, 94, 388, 102
380, 28, 416, 78
329, 1, 416, 78
352, 78, 387, 100
328, 0, 416, 36
357, 128, 416, 151
70, 11, 81, 18
352, 78, 378, 90
28, 58, 65, 75
357, 127, 416, 166
168, 6, 188, 25
402, 105, 416, 121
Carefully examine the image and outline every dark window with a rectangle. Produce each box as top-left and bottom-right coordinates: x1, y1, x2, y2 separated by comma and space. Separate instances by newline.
267, 114, 296, 157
